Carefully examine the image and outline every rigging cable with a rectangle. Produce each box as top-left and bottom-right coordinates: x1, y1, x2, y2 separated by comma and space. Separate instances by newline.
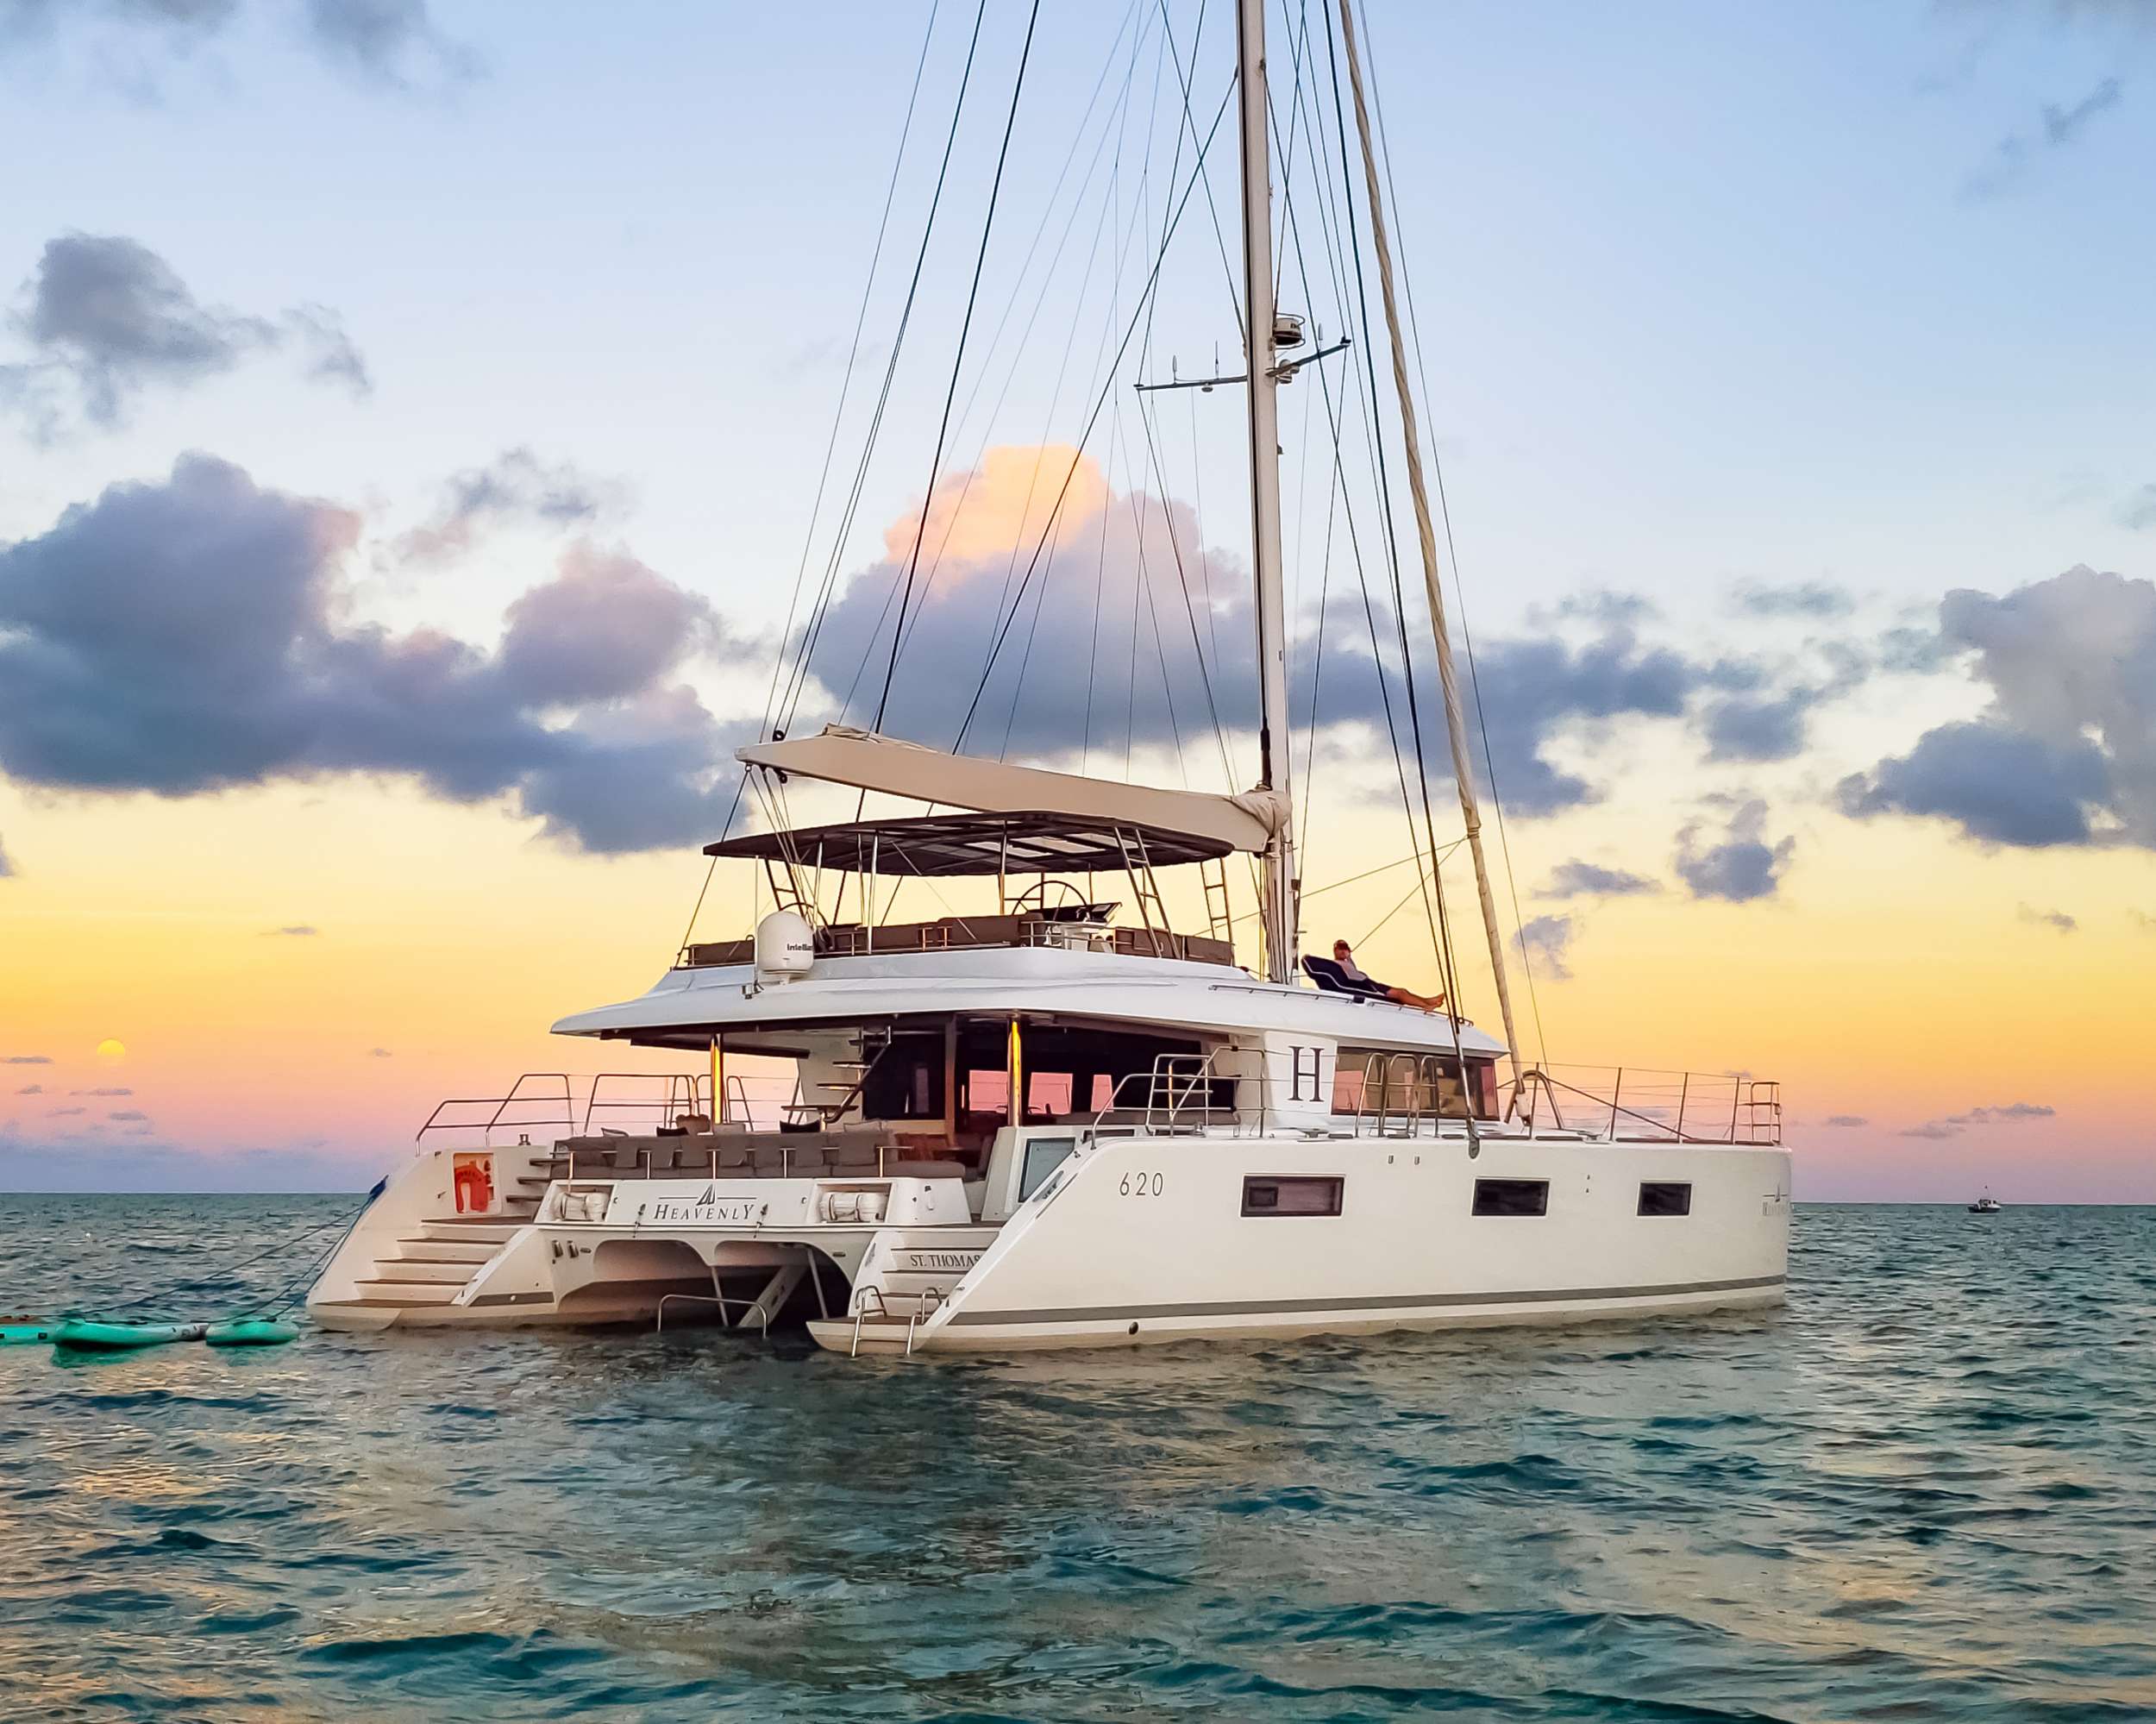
1269, 41, 1444, 983
1317, 0, 1463, 1017
680, 0, 947, 950
951, 72, 1241, 753
1355, 0, 1549, 1069
870, 0, 1044, 732
974, 29, 1156, 748
770, 0, 997, 743
872, 0, 1153, 685
1155, 0, 1245, 348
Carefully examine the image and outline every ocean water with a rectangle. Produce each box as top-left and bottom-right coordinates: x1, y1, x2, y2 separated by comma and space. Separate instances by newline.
2, 1197, 2152, 1723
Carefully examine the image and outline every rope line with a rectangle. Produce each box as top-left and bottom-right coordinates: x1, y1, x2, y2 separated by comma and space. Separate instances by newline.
873, 0, 1044, 732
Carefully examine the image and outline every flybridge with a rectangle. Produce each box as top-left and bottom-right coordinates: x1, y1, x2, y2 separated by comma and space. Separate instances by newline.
733, 726, 1288, 856
705, 811, 1234, 878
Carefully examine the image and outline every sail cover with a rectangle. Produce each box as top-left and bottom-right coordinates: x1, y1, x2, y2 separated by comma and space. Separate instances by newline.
736, 726, 1288, 856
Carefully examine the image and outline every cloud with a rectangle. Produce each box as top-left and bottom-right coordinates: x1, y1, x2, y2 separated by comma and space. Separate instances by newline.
2122, 483, 2156, 530
1822, 1115, 1868, 1127
1675, 798, 1794, 902
1701, 688, 1820, 763
304, 0, 479, 90
1546, 590, 1659, 628
1733, 580, 1855, 619
0, 0, 476, 91
498, 546, 713, 704
107, 1108, 148, 1122
1963, 77, 2124, 198
1899, 1100, 2056, 1139
1459, 629, 1705, 813
263, 924, 319, 937
14, 1084, 42, 1095
2, 233, 367, 435
1514, 912, 1575, 982
392, 448, 618, 565
787, 448, 1726, 816
71, 1086, 131, 1096
367, 1046, 392, 1057
1539, 860, 1659, 900
2017, 903, 2078, 933
2134, 909, 2155, 932
0, 0, 241, 53
1838, 567, 2153, 849
46, 1106, 86, 1117
0, 454, 745, 853
1952, 1102, 2054, 1124
3, 1056, 53, 1064
1839, 721, 2109, 846
0, 1119, 389, 1191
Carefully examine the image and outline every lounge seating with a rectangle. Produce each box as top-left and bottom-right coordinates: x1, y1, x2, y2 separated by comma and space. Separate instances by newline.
826, 1140, 884, 1173
1301, 956, 1383, 1000
550, 1127, 956, 1181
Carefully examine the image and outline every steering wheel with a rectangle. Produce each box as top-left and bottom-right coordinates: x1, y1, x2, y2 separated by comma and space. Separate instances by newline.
1011, 878, 1095, 918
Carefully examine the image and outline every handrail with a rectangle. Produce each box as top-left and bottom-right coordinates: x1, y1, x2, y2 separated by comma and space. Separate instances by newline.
1504, 1066, 1782, 1145
1103, 1050, 1244, 1130
1356, 1051, 1479, 1136
415, 1073, 574, 1143
417, 1072, 738, 1145
849, 1284, 891, 1357
906, 1287, 943, 1357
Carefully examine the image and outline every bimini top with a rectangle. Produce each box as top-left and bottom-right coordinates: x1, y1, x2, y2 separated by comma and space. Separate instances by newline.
705, 812, 1232, 877
737, 725, 1288, 856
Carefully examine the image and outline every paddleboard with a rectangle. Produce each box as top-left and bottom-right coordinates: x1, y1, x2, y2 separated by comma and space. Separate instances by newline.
204, 1319, 299, 1347
53, 1320, 209, 1351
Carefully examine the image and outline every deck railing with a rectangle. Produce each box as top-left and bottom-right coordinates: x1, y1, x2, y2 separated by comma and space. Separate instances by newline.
1101, 1052, 1246, 1131
413, 1061, 1783, 1150
415, 1073, 779, 1144
1501, 1065, 1782, 1145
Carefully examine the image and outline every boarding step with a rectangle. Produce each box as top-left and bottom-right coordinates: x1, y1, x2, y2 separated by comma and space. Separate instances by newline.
351, 1278, 464, 1305
868, 1276, 959, 1316
369, 1260, 484, 1286
393, 1236, 499, 1263
415, 1215, 530, 1244
814, 1317, 922, 1357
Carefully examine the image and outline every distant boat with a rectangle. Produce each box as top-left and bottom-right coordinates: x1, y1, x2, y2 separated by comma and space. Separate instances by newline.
1968, 1192, 2002, 1213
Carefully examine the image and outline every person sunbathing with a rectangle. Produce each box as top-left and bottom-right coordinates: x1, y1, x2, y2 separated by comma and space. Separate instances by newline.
1331, 940, 1446, 1012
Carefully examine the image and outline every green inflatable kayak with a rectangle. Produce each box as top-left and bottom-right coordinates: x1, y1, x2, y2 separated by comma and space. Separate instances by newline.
2, 1320, 57, 1345
204, 1318, 299, 1347
53, 1320, 209, 1350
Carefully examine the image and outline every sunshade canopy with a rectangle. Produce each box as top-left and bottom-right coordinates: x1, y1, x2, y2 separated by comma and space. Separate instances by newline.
705, 812, 1232, 877
736, 725, 1287, 856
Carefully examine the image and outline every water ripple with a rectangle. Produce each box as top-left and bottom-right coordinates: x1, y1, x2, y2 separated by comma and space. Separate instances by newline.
2, 1197, 2153, 1721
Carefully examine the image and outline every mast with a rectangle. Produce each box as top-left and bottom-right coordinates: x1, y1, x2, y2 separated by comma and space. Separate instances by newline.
1334, 0, 1522, 1084
1236, 0, 1299, 987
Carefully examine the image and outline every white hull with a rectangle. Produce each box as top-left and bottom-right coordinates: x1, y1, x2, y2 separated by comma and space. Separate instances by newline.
313, 1130, 1789, 1356
876, 1132, 1788, 1353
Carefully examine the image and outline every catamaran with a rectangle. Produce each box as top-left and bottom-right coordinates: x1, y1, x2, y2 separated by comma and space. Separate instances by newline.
311, 1, 1791, 1352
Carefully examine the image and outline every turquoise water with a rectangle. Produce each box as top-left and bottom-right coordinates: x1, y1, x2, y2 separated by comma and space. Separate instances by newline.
3, 1196, 2152, 1722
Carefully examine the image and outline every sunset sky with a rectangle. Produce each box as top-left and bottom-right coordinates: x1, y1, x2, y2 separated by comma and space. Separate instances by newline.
3, 1, 2151, 1201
